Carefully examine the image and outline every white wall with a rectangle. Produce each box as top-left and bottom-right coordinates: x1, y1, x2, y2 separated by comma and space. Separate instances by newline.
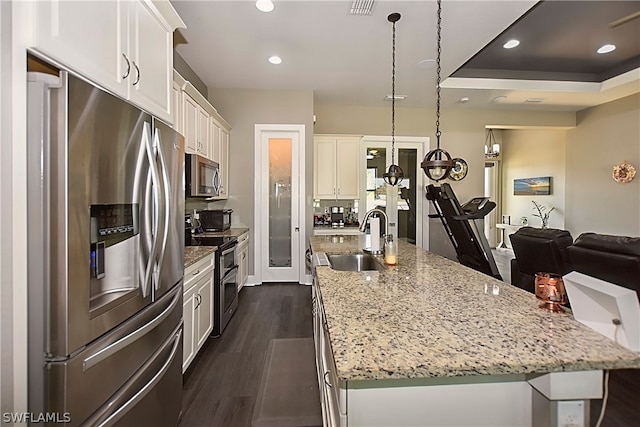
1, 0, 30, 418
501, 129, 567, 230
565, 93, 640, 237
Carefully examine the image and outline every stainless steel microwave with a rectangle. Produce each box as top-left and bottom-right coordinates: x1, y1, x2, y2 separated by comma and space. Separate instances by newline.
185, 154, 220, 197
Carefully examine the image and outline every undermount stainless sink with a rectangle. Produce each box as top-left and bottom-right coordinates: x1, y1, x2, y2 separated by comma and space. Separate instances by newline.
327, 253, 386, 272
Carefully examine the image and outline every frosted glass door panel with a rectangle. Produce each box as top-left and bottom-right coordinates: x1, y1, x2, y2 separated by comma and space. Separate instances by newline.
269, 138, 292, 268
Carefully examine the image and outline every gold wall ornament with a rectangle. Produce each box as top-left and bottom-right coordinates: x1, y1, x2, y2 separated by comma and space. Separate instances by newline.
613, 160, 636, 183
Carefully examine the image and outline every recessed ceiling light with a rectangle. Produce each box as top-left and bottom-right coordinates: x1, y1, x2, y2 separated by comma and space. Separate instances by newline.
256, 0, 274, 13
492, 96, 507, 103
268, 55, 282, 64
459, 97, 470, 103
503, 39, 520, 49
597, 44, 616, 54
384, 95, 406, 101
525, 97, 545, 103
417, 59, 436, 69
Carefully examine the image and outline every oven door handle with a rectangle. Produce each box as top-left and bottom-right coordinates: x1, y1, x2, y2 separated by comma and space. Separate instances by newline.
221, 264, 239, 281
221, 244, 236, 258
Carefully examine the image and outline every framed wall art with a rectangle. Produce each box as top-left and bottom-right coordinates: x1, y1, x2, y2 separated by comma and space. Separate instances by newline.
514, 176, 552, 195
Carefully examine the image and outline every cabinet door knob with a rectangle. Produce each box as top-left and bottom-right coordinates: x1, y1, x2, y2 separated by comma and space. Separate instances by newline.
121, 53, 131, 79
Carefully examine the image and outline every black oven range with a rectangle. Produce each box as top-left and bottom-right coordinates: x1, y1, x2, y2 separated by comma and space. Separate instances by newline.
188, 234, 238, 336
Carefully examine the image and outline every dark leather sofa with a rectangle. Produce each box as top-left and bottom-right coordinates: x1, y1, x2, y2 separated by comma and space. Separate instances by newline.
567, 233, 640, 293
509, 227, 574, 293
510, 227, 640, 296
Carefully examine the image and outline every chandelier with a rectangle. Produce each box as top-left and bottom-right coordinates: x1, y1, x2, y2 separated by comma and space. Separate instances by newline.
485, 129, 500, 158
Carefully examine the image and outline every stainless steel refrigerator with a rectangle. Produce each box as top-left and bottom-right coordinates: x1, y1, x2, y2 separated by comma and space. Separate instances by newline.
27, 70, 185, 426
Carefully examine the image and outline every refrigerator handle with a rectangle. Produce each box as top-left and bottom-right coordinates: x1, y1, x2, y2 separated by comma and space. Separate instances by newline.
153, 128, 171, 292
87, 328, 182, 427
133, 124, 153, 298
143, 122, 161, 298
82, 287, 181, 370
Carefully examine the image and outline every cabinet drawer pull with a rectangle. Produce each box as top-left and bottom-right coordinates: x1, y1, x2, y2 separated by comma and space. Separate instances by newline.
192, 269, 200, 276
323, 371, 333, 388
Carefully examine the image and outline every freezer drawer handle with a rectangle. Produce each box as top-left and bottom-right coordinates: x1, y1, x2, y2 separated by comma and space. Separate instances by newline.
96, 329, 182, 427
83, 289, 181, 371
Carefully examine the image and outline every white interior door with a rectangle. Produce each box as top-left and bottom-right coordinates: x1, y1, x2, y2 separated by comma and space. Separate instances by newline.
255, 125, 304, 282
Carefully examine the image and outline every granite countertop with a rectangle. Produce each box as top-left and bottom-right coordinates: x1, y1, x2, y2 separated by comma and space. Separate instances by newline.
184, 246, 217, 268
309, 235, 640, 382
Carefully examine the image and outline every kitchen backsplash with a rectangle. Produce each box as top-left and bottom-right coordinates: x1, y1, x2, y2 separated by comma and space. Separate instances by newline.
313, 199, 359, 226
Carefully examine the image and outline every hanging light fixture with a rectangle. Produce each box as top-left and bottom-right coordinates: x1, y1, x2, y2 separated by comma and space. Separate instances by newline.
484, 128, 500, 158
421, 0, 454, 181
383, 12, 404, 187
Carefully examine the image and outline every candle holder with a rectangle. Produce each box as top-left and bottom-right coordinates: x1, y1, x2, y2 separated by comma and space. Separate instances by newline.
535, 273, 567, 312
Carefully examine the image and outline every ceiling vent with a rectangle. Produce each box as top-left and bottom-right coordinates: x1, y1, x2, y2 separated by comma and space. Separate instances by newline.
348, 0, 375, 16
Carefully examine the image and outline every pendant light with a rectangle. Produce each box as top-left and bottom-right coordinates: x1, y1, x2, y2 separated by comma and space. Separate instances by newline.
421, 0, 454, 181
383, 12, 404, 187
484, 128, 500, 158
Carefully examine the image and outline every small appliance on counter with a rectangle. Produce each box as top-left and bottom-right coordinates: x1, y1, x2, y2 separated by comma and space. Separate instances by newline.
198, 209, 232, 231
330, 206, 345, 228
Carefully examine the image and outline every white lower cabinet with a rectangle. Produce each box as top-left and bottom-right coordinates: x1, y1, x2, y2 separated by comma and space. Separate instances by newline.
313, 281, 347, 427
182, 253, 215, 372
236, 231, 250, 291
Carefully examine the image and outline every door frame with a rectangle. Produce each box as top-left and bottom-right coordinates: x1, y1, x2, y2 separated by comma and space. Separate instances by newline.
484, 159, 501, 248
359, 135, 428, 248
253, 124, 306, 284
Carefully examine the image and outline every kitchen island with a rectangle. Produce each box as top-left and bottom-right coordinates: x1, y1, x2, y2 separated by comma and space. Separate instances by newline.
309, 235, 640, 427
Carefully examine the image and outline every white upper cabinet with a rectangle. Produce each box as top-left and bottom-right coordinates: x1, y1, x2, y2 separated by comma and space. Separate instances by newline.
180, 79, 232, 199
209, 112, 231, 200
31, 0, 184, 124
171, 71, 186, 133
182, 83, 211, 159
314, 136, 361, 199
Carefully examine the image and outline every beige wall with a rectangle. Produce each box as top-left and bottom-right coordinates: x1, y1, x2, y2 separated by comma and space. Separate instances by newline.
565, 93, 640, 237
207, 88, 315, 277
314, 104, 576, 256
501, 129, 567, 230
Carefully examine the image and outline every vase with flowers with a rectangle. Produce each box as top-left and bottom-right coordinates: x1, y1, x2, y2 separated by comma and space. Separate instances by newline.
532, 201, 554, 229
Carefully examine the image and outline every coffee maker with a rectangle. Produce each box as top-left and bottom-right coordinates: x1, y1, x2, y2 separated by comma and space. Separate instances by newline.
330, 206, 345, 228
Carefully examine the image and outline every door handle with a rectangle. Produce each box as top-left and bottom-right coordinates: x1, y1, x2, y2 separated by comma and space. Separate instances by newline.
83, 288, 181, 371
121, 53, 131, 79
132, 61, 140, 85
90, 328, 182, 427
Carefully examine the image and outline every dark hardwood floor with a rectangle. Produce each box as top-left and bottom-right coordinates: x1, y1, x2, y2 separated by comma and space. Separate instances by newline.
179, 283, 314, 427
590, 368, 640, 427
178, 282, 639, 427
